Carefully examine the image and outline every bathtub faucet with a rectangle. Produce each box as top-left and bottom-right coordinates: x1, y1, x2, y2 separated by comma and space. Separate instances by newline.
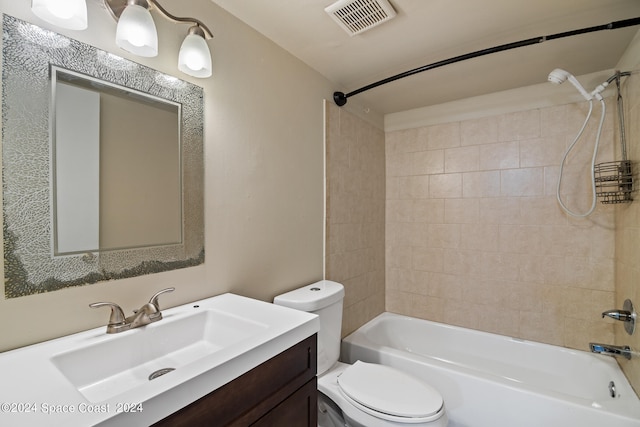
589, 343, 632, 360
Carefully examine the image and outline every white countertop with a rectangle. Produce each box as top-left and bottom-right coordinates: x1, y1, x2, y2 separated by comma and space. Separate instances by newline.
0, 293, 319, 426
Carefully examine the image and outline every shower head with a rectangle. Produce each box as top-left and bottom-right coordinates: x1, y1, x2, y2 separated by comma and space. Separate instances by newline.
548, 68, 593, 101
547, 68, 571, 84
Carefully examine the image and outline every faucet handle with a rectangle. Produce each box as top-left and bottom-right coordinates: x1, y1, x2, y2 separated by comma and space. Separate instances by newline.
602, 309, 632, 321
148, 287, 175, 310
89, 302, 126, 325
601, 299, 636, 335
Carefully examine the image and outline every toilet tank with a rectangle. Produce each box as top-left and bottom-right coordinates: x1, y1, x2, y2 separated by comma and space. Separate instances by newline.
274, 280, 344, 375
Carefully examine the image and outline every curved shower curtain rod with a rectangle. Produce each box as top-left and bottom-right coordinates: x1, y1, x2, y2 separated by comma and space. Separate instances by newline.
333, 17, 640, 107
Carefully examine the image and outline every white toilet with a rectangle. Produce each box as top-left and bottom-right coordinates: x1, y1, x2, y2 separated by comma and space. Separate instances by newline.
274, 280, 448, 427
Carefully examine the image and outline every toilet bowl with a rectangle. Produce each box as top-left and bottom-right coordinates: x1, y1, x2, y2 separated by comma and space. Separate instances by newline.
274, 280, 448, 427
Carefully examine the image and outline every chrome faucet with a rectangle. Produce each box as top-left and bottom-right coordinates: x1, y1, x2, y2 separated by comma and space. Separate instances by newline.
589, 343, 633, 360
602, 309, 633, 322
601, 299, 636, 335
90, 287, 175, 334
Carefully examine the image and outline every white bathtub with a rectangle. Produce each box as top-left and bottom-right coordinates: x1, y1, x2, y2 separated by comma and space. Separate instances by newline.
341, 312, 640, 427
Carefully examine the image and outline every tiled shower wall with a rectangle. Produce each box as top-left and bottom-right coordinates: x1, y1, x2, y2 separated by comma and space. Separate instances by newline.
385, 100, 618, 349
325, 102, 386, 336
615, 71, 640, 394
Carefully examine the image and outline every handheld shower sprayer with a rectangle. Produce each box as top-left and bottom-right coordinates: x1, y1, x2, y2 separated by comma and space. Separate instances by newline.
549, 68, 608, 217
548, 68, 595, 100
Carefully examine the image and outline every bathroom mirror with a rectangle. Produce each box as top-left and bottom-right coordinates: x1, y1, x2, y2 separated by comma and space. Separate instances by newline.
2, 16, 204, 298
52, 66, 182, 255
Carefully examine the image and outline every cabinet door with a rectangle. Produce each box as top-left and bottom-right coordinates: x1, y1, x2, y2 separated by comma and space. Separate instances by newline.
252, 377, 317, 427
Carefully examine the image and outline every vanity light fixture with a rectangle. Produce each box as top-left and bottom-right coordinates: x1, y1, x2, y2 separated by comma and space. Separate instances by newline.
31, 0, 88, 30
108, 0, 214, 78
178, 25, 212, 78
30, 0, 214, 78
114, 0, 158, 57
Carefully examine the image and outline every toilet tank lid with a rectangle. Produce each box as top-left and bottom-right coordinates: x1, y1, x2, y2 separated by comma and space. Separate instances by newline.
273, 280, 344, 311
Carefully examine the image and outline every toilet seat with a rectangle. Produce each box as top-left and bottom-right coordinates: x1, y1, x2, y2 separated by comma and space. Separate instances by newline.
337, 361, 444, 423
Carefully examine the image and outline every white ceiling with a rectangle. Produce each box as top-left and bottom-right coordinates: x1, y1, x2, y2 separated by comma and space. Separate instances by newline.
210, 0, 640, 115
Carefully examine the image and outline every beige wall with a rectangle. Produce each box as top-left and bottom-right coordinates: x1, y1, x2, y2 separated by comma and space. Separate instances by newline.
325, 102, 386, 336
385, 100, 617, 348
615, 64, 640, 394
0, 0, 342, 352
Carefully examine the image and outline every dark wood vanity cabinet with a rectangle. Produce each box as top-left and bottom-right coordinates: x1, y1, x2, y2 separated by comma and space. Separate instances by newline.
153, 334, 317, 427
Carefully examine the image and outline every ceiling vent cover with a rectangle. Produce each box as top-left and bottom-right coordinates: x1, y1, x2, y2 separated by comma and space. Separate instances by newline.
325, 0, 397, 36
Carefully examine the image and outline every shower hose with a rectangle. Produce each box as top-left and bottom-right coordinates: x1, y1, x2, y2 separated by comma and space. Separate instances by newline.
556, 98, 606, 217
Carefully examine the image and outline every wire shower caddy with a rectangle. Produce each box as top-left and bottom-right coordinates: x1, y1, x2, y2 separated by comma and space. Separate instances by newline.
594, 71, 633, 205
594, 160, 633, 204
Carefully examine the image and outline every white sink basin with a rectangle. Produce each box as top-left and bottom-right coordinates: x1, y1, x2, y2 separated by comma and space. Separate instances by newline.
0, 293, 318, 427
51, 308, 268, 403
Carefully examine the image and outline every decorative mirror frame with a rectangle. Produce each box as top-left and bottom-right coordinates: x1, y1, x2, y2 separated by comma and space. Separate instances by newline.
2, 15, 204, 298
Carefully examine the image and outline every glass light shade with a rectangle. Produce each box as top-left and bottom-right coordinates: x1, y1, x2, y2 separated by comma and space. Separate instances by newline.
115, 4, 158, 57
31, 0, 87, 30
178, 33, 212, 78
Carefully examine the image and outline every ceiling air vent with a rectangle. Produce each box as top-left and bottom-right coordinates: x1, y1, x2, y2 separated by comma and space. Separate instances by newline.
325, 0, 397, 36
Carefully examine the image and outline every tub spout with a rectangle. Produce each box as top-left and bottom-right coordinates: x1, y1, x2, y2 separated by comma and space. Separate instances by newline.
589, 343, 632, 360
